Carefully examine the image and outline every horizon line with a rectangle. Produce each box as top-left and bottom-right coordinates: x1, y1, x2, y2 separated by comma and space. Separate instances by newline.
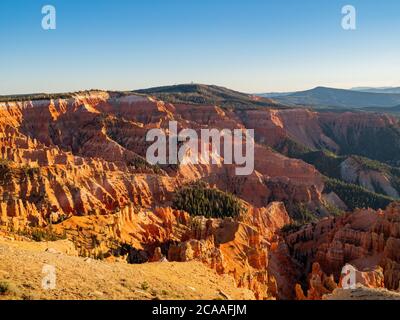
2, 83, 400, 98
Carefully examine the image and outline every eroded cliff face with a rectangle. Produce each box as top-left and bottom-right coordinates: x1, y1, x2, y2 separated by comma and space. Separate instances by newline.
241, 108, 400, 155
281, 203, 400, 299
49, 202, 291, 300
340, 157, 399, 198
0, 92, 324, 230
1, 91, 400, 300
0, 92, 320, 299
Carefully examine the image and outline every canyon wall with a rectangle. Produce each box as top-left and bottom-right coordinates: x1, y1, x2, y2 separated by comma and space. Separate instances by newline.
282, 203, 400, 299
2, 91, 400, 299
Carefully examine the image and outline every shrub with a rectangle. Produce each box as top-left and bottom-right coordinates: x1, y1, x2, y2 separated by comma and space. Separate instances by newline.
141, 281, 150, 291
127, 157, 163, 174
96, 251, 105, 260
324, 178, 394, 210
0, 160, 13, 184
273, 138, 311, 159
20, 227, 66, 242
0, 281, 10, 295
172, 182, 244, 219
0, 281, 18, 296
299, 150, 344, 179
324, 202, 345, 217
288, 203, 318, 224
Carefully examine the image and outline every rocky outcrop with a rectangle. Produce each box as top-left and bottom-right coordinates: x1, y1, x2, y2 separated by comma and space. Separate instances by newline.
2, 91, 400, 300
295, 262, 385, 300
282, 203, 400, 298
0, 92, 325, 229
340, 157, 399, 198
241, 108, 339, 151
323, 286, 400, 300
49, 202, 290, 300
241, 108, 400, 164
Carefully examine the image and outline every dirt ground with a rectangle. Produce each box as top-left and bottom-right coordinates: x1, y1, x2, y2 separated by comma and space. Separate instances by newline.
0, 237, 254, 300
324, 287, 400, 300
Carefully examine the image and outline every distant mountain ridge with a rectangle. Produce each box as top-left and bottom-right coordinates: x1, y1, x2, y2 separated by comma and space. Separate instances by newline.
262, 86, 400, 109
257, 92, 295, 98
351, 87, 400, 94
135, 84, 287, 109
1, 84, 287, 110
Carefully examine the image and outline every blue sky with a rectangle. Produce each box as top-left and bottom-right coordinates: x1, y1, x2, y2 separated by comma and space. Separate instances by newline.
1, 0, 400, 94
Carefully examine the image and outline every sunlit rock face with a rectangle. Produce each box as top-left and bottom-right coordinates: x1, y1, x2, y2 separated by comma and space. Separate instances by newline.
282, 203, 400, 299
1, 91, 400, 300
0, 92, 324, 229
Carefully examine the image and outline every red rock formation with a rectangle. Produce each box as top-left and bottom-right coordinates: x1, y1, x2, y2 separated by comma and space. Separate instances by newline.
48, 202, 290, 299
2, 91, 399, 300
0, 92, 325, 230
283, 203, 400, 299
240, 108, 399, 153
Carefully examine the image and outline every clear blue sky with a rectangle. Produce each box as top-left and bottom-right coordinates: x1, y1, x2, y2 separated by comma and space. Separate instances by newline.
1, 0, 400, 95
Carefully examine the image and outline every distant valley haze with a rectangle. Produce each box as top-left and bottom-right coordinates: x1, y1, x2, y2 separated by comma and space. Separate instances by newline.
257, 86, 400, 109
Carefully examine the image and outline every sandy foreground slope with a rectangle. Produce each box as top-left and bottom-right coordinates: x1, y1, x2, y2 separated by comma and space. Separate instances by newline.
2, 236, 400, 301
324, 287, 400, 300
0, 238, 254, 300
